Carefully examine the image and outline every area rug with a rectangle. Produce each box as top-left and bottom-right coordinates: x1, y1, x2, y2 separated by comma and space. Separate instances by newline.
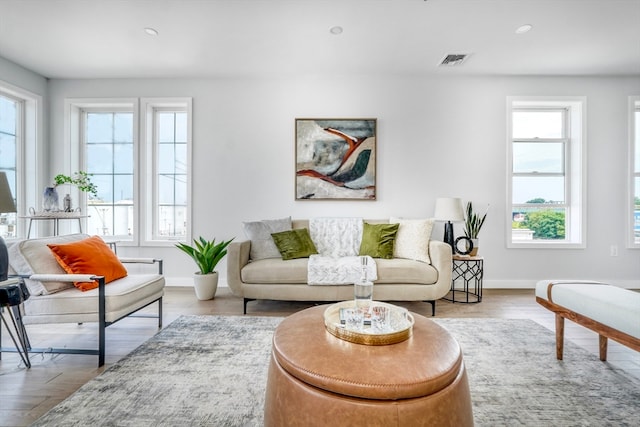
31, 316, 640, 427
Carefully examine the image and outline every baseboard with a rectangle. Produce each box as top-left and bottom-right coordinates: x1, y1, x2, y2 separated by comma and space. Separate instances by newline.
165, 277, 196, 287
165, 277, 639, 290
484, 279, 640, 289
166, 276, 229, 287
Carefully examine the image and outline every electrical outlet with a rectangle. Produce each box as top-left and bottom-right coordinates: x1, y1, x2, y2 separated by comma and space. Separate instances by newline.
610, 245, 618, 257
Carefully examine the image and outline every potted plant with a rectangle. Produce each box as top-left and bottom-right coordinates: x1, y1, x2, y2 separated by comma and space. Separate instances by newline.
463, 202, 488, 256
176, 236, 234, 300
44, 171, 98, 212
53, 171, 98, 197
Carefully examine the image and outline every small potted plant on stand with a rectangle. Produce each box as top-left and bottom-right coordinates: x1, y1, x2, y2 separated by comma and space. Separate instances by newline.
176, 237, 234, 300
464, 202, 488, 257
44, 171, 98, 212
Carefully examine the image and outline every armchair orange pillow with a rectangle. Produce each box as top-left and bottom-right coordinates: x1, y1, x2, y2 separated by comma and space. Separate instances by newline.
47, 235, 127, 291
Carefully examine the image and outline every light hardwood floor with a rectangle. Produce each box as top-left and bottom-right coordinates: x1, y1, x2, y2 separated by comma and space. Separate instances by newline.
1, 287, 638, 427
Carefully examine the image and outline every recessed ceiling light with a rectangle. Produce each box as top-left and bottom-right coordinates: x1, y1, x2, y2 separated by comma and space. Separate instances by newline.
515, 24, 533, 34
144, 27, 159, 36
329, 26, 343, 35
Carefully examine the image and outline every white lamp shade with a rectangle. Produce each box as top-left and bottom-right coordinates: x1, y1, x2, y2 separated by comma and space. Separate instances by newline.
433, 197, 464, 222
0, 172, 17, 213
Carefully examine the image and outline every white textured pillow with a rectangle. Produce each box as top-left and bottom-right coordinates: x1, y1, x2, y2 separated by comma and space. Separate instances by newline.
243, 217, 292, 260
8, 233, 90, 295
390, 217, 434, 264
309, 217, 363, 257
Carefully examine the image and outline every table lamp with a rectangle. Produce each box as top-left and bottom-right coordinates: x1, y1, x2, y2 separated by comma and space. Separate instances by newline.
433, 197, 464, 253
0, 172, 17, 281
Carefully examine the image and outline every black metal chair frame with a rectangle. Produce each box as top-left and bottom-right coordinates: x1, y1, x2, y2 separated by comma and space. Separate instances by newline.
0, 260, 163, 367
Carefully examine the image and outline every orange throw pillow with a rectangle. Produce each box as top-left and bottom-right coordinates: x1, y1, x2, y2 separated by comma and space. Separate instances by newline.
47, 235, 128, 291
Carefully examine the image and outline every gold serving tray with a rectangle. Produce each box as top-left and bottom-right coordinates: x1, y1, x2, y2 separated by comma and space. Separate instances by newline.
323, 301, 414, 346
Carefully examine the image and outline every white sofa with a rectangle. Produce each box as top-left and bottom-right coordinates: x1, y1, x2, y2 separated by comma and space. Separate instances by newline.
227, 219, 452, 315
4, 233, 165, 366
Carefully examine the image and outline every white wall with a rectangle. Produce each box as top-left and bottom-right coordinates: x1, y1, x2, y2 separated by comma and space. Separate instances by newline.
45, 74, 640, 288
0, 55, 48, 96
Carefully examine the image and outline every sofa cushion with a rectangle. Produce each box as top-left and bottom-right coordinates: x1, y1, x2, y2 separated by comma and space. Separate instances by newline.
48, 235, 128, 291
23, 273, 165, 324
359, 222, 399, 259
8, 233, 89, 295
243, 217, 292, 260
390, 217, 434, 264
271, 228, 318, 260
241, 257, 437, 285
242, 258, 309, 284
375, 258, 438, 284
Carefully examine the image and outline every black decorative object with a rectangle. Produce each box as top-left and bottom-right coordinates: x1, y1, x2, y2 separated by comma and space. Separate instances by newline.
434, 197, 464, 254
454, 236, 474, 256
443, 221, 455, 252
0, 278, 30, 305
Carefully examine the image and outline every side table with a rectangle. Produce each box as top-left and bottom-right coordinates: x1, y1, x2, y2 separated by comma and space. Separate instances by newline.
21, 212, 88, 238
443, 255, 484, 304
0, 278, 31, 367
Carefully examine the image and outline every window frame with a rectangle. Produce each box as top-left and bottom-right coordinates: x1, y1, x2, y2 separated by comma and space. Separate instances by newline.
628, 96, 640, 248
506, 96, 586, 249
140, 97, 192, 247
0, 91, 22, 238
66, 99, 139, 245
0, 80, 42, 240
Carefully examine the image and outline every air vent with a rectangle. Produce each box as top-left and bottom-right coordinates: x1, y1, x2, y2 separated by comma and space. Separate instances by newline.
439, 54, 469, 66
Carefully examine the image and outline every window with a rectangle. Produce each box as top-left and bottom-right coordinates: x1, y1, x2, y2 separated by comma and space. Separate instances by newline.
85, 110, 135, 239
141, 98, 192, 245
67, 99, 138, 243
155, 110, 188, 239
630, 96, 640, 248
507, 97, 586, 248
0, 93, 19, 238
67, 98, 191, 246
0, 82, 41, 240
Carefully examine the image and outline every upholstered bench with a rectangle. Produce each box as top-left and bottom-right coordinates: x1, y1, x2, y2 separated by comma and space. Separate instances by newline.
264, 305, 474, 427
535, 280, 640, 361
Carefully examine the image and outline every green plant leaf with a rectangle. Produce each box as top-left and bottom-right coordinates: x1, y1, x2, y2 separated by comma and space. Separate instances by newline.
464, 201, 488, 239
175, 237, 235, 274
53, 171, 98, 197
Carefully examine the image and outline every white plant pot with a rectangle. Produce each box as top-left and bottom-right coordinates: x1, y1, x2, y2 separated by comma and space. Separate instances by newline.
193, 271, 218, 300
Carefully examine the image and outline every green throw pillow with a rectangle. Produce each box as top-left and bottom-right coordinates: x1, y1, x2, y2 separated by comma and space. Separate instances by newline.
359, 222, 400, 259
271, 228, 318, 260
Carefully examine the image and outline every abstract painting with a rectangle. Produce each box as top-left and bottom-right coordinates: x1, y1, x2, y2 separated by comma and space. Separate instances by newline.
295, 118, 376, 200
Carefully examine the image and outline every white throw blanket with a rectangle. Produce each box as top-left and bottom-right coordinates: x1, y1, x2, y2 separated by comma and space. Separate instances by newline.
308, 255, 378, 285
307, 217, 377, 285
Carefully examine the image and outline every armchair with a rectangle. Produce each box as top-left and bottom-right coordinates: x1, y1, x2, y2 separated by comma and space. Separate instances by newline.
2, 234, 165, 367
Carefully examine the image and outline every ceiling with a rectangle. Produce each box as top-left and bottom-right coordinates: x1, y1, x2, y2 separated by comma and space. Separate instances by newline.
0, 0, 639, 80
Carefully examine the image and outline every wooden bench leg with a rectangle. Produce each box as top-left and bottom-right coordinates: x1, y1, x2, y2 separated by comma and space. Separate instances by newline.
599, 335, 608, 361
555, 314, 564, 360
